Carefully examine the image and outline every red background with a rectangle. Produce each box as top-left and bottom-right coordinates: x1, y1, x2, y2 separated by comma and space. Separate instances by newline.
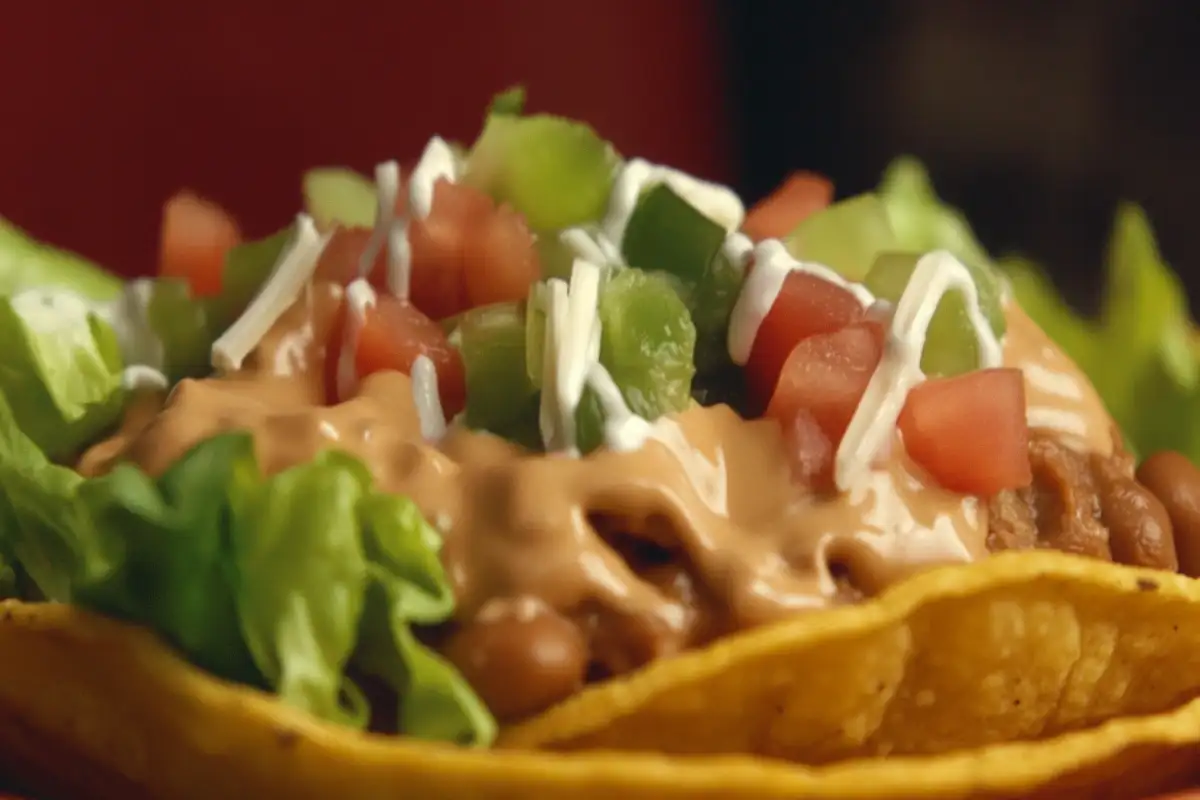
0, 1, 731, 277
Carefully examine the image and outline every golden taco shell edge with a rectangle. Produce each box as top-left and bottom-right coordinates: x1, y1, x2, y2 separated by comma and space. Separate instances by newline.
3, 551, 1200, 800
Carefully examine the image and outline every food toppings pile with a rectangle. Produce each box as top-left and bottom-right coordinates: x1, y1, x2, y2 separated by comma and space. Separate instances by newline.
0, 87, 1192, 748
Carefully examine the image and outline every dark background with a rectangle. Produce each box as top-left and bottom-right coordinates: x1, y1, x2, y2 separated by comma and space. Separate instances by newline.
724, 0, 1200, 313
1, 0, 1196, 315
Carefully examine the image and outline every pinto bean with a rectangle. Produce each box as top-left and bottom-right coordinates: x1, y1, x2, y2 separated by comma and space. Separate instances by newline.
1137, 451, 1200, 578
1091, 453, 1177, 571
441, 600, 587, 722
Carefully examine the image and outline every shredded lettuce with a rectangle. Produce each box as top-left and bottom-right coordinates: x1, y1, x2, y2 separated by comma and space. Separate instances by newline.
0, 289, 125, 460
0, 395, 495, 745
0, 217, 122, 301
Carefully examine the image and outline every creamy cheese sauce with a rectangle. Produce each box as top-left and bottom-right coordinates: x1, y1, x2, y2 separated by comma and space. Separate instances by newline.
80, 282, 991, 634
1002, 300, 1114, 455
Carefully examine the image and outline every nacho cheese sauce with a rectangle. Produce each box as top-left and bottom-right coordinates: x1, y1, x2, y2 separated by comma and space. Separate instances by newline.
79, 280, 995, 715
1002, 301, 1114, 455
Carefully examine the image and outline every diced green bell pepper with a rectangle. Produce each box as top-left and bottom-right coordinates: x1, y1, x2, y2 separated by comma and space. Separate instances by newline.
620, 183, 744, 373
458, 302, 538, 435
464, 111, 618, 231
864, 251, 1005, 377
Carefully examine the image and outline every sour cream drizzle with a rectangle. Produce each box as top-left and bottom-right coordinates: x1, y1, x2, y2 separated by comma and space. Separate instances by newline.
211, 214, 330, 373
337, 279, 377, 400
533, 159, 752, 454
357, 161, 401, 290
559, 226, 621, 266
726, 239, 875, 366
359, 137, 459, 301
835, 250, 1002, 491
408, 136, 458, 219
411, 353, 447, 442
539, 260, 603, 453
601, 158, 745, 250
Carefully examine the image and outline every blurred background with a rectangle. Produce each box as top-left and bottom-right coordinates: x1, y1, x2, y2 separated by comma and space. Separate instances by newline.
0, 0, 1196, 313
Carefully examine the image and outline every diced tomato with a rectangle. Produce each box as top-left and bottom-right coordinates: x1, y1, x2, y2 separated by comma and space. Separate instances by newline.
780, 407, 835, 492
310, 180, 539, 321
158, 190, 242, 297
461, 203, 542, 308
408, 179, 540, 320
745, 272, 865, 407
898, 368, 1032, 496
742, 172, 833, 241
328, 293, 466, 417
766, 322, 884, 448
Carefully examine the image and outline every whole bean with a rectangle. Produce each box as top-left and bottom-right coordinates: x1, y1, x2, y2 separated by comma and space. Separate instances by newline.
1137, 451, 1200, 578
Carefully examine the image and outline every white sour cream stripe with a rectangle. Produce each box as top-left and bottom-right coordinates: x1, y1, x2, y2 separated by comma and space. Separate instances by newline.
212, 214, 331, 372
834, 250, 1002, 491
408, 137, 459, 219
722, 230, 754, 266
559, 226, 622, 266
360, 137, 460, 301
585, 360, 653, 452
411, 353, 448, 442
337, 279, 378, 400
726, 239, 875, 366
538, 259, 604, 454
357, 160, 400, 284
602, 158, 746, 250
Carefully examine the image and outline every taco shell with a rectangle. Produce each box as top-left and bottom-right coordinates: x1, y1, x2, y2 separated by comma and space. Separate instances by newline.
2, 551, 1200, 799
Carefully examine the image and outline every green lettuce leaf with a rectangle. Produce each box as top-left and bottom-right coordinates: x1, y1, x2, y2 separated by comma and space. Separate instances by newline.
877, 157, 992, 269
138, 278, 213, 381
0, 289, 125, 460
231, 450, 371, 726
72, 435, 263, 683
353, 493, 496, 745
0, 391, 93, 601
1000, 206, 1199, 463
0, 394, 495, 744
874, 158, 1006, 338
0, 218, 122, 301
